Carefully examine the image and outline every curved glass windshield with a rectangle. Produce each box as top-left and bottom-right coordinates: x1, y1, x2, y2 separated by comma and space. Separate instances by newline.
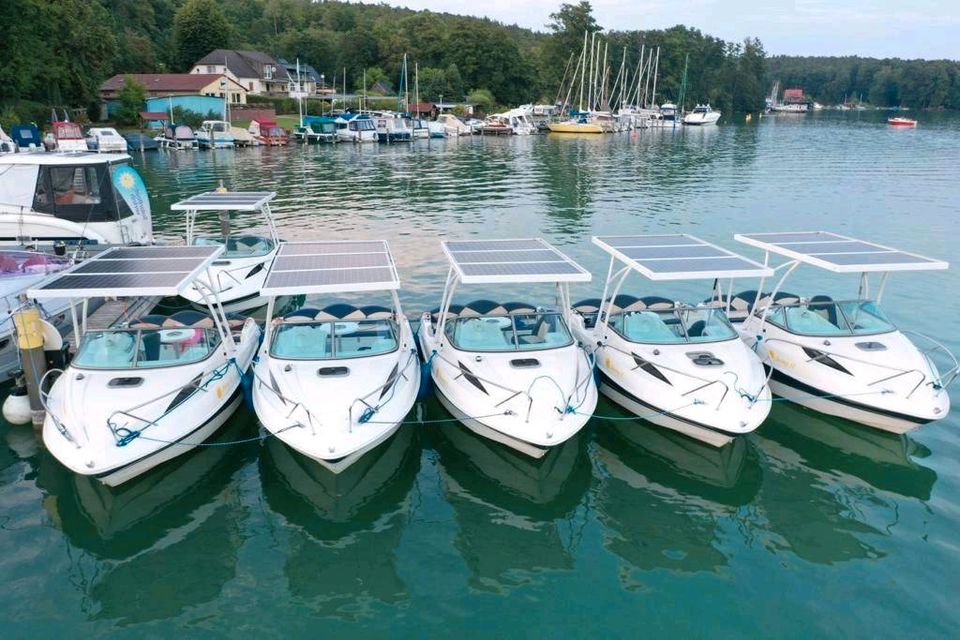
74, 328, 220, 369
445, 312, 573, 352
767, 300, 895, 336
272, 320, 398, 360
610, 308, 737, 344
194, 235, 275, 258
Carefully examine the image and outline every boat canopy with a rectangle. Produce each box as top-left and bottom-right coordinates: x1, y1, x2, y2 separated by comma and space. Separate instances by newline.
735, 231, 948, 273
260, 240, 400, 297
441, 238, 591, 285
303, 115, 337, 125
593, 234, 774, 281
171, 191, 276, 213
10, 125, 41, 147
27, 245, 223, 299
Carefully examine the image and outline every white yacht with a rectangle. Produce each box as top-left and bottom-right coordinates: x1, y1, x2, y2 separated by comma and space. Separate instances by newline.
0, 153, 153, 246
568, 235, 774, 447
730, 231, 954, 433
418, 238, 598, 458
683, 104, 721, 126
196, 121, 235, 149
335, 114, 378, 143
170, 191, 280, 313
437, 114, 471, 137
252, 240, 420, 473
85, 127, 128, 153
31, 245, 261, 487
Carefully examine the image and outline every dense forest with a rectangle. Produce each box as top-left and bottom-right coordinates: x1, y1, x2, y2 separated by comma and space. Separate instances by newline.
1, 0, 958, 125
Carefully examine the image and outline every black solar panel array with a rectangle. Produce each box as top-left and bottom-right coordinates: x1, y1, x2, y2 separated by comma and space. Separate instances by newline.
261, 241, 399, 294
444, 238, 589, 282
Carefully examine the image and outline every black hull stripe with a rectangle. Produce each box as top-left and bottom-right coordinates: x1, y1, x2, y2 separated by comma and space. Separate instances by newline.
598, 371, 735, 436
768, 368, 930, 425
95, 387, 242, 479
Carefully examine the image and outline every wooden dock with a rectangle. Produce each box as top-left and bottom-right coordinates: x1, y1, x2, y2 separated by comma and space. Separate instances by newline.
64, 296, 161, 352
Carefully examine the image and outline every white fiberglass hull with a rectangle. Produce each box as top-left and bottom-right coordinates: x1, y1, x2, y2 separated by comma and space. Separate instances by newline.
739, 317, 950, 433
0, 212, 150, 246
42, 320, 260, 486
253, 322, 420, 473
571, 317, 770, 448
683, 112, 721, 126
181, 248, 276, 312
419, 314, 597, 458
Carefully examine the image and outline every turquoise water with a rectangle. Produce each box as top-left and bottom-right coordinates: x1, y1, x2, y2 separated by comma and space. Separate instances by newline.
2, 112, 959, 637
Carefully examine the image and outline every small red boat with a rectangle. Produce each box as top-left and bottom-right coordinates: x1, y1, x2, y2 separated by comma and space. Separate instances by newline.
888, 117, 917, 127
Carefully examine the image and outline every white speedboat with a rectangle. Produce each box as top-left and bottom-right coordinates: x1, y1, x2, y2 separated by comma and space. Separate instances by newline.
335, 114, 378, 143
252, 240, 420, 473
32, 245, 261, 487
196, 120, 235, 149
683, 104, 721, 126
568, 235, 773, 447
437, 114, 471, 137
52, 121, 87, 152
731, 231, 954, 433
0, 152, 153, 246
170, 190, 280, 312
418, 238, 598, 458
85, 127, 128, 153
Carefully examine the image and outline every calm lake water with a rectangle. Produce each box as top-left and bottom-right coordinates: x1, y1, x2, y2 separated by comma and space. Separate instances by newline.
2, 111, 959, 637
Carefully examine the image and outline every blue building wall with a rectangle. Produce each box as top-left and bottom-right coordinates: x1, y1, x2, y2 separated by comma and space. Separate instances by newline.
145, 95, 226, 118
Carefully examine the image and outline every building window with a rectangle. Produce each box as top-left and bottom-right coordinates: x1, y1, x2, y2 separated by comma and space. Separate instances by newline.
248, 82, 253, 91
207, 65, 215, 73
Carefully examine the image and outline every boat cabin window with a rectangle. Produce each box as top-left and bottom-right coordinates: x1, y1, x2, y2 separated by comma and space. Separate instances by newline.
609, 308, 737, 344
445, 312, 573, 352
194, 235, 275, 258
271, 320, 398, 360
32, 161, 137, 222
767, 299, 895, 336
73, 328, 221, 369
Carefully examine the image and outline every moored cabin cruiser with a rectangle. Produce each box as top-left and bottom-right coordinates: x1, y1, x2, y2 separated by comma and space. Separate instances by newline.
730, 231, 954, 433
569, 235, 774, 447
196, 120, 235, 149
52, 121, 87, 152
682, 104, 721, 126
170, 190, 280, 313
85, 127, 128, 153
0, 152, 153, 246
31, 245, 261, 487
419, 238, 598, 458
252, 240, 419, 473
335, 114, 378, 143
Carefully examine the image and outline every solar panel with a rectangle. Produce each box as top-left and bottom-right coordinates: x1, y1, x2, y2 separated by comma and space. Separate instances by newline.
28, 245, 223, 298
734, 231, 949, 273
170, 191, 277, 211
593, 234, 773, 281
442, 238, 591, 284
260, 241, 400, 296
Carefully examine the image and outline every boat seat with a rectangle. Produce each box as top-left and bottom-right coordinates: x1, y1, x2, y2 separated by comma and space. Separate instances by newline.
502, 301, 537, 315
459, 300, 508, 318
430, 304, 464, 323
809, 295, 838, 326
280, 304, 394, 323
129, 312, 217, 330
572, 298, 602, 314
687, 320, 706, 338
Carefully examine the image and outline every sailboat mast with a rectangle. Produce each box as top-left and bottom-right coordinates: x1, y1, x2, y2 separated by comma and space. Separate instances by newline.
632, 44, 645, 107
651, 47, 660, 108
601, 42, 609, 109
579, 31, 587, 112
587, 32, 596, 111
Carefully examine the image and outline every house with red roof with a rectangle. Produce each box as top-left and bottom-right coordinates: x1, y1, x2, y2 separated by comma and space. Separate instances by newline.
99, 73, 247, 119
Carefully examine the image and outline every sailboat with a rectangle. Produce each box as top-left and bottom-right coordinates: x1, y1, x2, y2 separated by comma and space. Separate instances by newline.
549, 32, 605, 134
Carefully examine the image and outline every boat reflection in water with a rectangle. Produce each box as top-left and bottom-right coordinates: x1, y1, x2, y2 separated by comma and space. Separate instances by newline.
433, 411, 592, 593
37, 416, 256, 624
760, 401, 936, 500
592, 406, 762, 578
259, 426, 420, 618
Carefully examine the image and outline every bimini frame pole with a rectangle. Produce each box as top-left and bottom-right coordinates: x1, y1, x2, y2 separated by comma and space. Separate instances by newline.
436, 266, 459, 343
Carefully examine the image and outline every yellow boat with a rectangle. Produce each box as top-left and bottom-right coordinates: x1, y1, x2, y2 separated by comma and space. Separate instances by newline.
547, 121, 604, 134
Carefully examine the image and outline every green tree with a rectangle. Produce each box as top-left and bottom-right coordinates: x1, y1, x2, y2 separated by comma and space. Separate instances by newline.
114, 76, 147, 125
173, 0, 232, 71
467, 88, 496, 113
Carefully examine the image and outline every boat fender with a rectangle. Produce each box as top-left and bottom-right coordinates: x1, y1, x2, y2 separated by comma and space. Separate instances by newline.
417, 352, 435, 401
2, 371, 31, 425
240, 367, 255, 412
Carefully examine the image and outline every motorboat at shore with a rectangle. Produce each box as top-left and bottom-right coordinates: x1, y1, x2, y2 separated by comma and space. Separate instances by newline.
85, 127, 128, 153
52, 121, 87, 152
196, 120, 235, 149
683, 104, 721, 126
335, 114, 378, 143
156, 123, 198, 150
730, 231, 954, 433
888, 117, 917, 127
419, 238, 598, 459
0, 152, 153, 246
170, 190, 280, 313
569, 234, 773, 448
31, 245, 261, 487
252, 240, 419, 473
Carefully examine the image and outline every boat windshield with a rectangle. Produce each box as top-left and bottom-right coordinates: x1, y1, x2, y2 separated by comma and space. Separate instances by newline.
609, 308, 737, 344
194, 235, 275, 258
765, 299, 895, 336
445, 312, 573, 352
74, 328, 221, 369
271, 319, 398, 360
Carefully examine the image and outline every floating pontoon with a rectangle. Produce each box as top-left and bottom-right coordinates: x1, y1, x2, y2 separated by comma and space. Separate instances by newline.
419, 238, 598, 458
570, 234, 774, 447
731, 231, 954, 433
252, 240, 420, 473
171, 191, 280, 312
31, 245, 261, 486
